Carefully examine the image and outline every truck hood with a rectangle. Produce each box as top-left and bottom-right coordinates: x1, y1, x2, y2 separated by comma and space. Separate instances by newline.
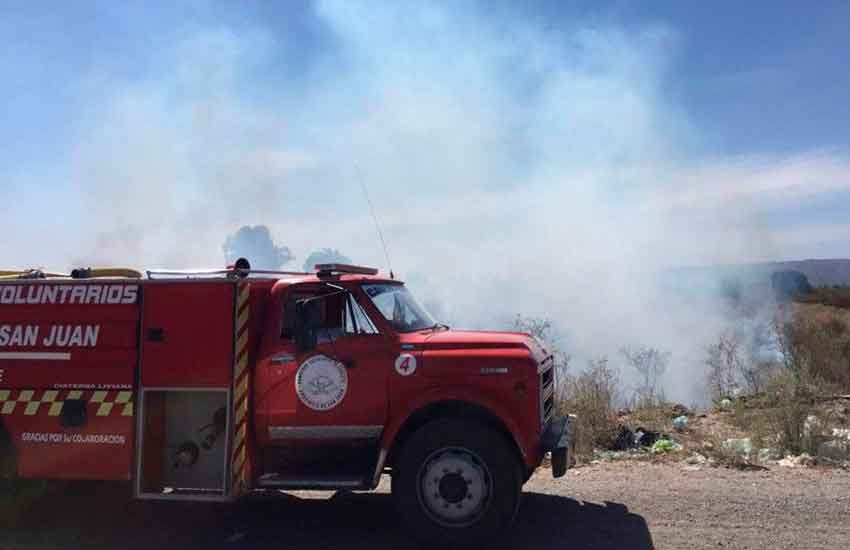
407, 330, 549, 361
402, 330, 550, 378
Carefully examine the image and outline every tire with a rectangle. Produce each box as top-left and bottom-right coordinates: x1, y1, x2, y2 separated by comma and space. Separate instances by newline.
0, 427, 16, 498
0, 434, 50, 524
392, 419, 522, 546
0, 435, 19, 522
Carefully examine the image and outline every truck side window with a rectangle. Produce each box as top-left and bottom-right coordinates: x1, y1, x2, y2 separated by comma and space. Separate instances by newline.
281, 291, 377, 341
281, 290, 336, 340
281, 292, 309, 340
281, 297, 295, 339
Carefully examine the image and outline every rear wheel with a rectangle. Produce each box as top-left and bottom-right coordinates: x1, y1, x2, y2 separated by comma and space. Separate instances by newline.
392, 419, 522, 545
0, 433, 51, 524
0, 430, 18, 519
0, 427, 15, 496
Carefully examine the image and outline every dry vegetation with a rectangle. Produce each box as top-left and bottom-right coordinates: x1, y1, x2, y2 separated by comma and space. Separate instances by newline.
781, 302, 850, 389
556, 358, 620, 456
550, 300, 850, 467
796, 285, 850, 309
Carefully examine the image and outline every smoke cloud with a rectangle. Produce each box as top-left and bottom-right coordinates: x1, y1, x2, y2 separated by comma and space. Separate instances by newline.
223, 225, 294, 270
302, 249, 353, 272
3, 2, 849, 403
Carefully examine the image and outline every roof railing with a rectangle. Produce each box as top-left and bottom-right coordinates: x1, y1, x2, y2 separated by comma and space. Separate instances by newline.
0, 269, 69, 280
1, 268, 142, 280
145, 268, 310, 279
71, 268, 142, 279
3, 259, 381, 281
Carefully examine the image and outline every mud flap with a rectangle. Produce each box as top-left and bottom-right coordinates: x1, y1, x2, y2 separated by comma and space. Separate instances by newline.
0, 425, 49, 524
542, 415, 575, 478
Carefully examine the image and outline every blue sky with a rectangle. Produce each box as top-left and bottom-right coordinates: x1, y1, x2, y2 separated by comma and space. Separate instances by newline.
3, 2, 850, 166
1, 1, 848, 402
3, 1, 850, 163
521, 1, 850, 154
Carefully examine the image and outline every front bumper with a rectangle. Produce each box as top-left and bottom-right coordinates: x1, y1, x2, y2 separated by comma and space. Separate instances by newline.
542, 415, 576, 478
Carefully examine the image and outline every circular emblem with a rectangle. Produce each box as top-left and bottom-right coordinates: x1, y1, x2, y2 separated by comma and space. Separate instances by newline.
394, 353, 417, 376
295, 355, 348, 411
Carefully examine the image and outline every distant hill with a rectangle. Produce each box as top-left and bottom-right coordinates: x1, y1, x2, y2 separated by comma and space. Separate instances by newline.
661, 259, 850, 301
750, 259, 850, 287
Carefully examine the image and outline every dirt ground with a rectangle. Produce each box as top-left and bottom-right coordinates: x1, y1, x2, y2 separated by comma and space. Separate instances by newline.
1, 462, 848, 550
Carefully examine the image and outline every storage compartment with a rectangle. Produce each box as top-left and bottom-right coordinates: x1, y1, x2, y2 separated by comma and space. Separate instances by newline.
137, 389, 229, 498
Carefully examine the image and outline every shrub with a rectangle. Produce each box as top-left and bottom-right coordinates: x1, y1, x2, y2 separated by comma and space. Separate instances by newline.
727, 367, 836, 456
705, 331, 778, 400
702, 433, 754, 469
558, 357, 620, 458
761, 368, 834, 455
776, 306, 850, 391
621, 346, 669, 407
705, 333, 745, 400
705, 303, 845, 458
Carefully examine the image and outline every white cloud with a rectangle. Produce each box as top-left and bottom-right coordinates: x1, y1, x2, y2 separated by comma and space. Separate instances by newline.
657, 151, 850, 211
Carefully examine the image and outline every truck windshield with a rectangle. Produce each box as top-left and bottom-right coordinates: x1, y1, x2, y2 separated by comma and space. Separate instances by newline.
362, 283, 436, 333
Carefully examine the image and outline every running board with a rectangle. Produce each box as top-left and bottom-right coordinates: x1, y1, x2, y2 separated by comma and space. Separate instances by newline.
256, 474, 369, 490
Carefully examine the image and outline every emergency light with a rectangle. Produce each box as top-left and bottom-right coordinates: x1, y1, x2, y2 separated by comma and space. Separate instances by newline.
315, 264, 378, 276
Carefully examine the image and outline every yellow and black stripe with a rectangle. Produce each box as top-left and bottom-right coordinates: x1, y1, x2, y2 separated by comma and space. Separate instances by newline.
231, 281, 251, 496
0, 389, 133, 417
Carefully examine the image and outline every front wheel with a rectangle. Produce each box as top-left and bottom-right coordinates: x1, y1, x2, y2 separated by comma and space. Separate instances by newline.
392, 419, 522, 545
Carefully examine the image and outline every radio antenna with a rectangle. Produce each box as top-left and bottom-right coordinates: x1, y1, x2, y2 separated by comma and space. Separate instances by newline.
358, 176, 394, 279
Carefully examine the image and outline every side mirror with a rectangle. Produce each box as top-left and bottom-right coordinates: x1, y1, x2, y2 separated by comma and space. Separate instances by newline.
294, 300, 320, 352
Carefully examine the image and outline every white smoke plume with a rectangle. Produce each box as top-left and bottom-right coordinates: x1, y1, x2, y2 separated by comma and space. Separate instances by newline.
2, 2, 848, 403
223, 225, 294, 270
302, 249, 353, 273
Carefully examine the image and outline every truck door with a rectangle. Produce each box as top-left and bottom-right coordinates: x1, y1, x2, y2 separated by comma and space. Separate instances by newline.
258, 287, 390, 446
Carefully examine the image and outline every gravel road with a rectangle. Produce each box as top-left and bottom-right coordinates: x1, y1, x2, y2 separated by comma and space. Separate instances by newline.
1, 462, 848, 550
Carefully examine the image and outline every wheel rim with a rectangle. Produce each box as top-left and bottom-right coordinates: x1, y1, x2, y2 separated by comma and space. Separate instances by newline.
416, 447, 492, 527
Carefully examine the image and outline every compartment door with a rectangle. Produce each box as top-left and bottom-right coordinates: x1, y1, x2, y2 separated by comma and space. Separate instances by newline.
134, 282, 239, 501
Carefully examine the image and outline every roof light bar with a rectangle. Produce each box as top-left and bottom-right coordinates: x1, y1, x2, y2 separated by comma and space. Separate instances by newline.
315, 263, 379, 276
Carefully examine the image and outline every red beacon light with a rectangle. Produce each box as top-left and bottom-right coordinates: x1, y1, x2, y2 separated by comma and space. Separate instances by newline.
224, 258, 251, 279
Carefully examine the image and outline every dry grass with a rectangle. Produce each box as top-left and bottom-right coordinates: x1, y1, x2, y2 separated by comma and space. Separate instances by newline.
557, 358, 620, 459
731, 369, 838, 455
625, 399, 675, 433
700, 433, 754, 468
692, 302, 849, 464
780, 303, 850, 391
796, 286, 850, 309
558, 303, 850, 466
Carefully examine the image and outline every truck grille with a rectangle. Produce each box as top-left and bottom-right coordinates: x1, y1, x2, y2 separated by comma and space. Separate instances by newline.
539, 355, 555, 426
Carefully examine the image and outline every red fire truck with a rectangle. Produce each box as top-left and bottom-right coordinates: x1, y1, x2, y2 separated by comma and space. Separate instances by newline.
0, 261, 573, 543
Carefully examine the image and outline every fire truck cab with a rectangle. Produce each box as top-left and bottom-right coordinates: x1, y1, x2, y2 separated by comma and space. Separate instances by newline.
0, 261, 574, 543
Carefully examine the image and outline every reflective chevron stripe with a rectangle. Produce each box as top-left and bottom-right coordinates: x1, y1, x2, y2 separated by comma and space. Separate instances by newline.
0, 389, 133, 416
231, 281, 251, 496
